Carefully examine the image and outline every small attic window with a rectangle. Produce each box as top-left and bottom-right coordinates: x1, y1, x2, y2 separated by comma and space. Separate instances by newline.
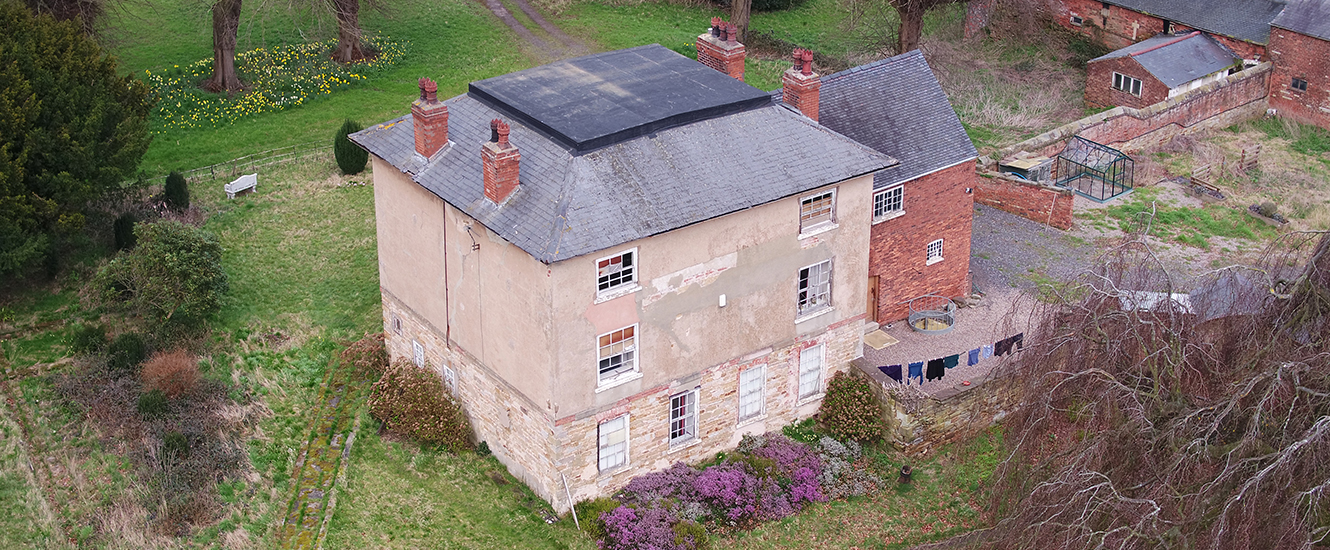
1292, 78, 1308, 93
1070, 14, 1084, 26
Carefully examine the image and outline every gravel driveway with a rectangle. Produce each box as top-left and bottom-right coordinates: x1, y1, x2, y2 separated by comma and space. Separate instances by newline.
969, 204, 1099, 295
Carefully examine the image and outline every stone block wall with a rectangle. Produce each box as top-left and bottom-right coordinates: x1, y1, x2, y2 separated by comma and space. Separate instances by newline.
974, 173, 1075, 230
999, 63, 1271, 161
870, 162, 975, 323
383, 287, 866, 512
854, 359, 1021, 457
1086, 56, 1169, 109
1268, 29, 1330, 129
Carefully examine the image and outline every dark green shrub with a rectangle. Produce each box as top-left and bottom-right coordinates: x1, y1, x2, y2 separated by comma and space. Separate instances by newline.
70, 323, 107, 355
673, 519, 710, 550
1259, 201, 1278, 218
108, 332, 147, 373
93, 221, 228, 328
163, 431, 189, 458
476, 440, 491, 456
114, 213, 138, 251
368, 359, 473, 451
138, 389, 168, 418
163, 171, 189, 211
341, 332, 388, 380
573, 497, 622, 539
334, 119, 368, 175
817, 371, 887, 442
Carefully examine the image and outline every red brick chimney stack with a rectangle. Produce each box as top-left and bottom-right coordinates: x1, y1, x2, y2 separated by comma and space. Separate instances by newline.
412, 77, 449, 159
483, 119, 521, 205
782, 48, 820, 122
696, 19, 746, 81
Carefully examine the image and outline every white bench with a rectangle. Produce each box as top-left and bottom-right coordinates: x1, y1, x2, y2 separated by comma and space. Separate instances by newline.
225, 173, 258, 199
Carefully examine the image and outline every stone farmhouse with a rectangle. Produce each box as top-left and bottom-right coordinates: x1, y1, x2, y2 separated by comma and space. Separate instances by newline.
1055, 0, 1330, 129
350, 23, 976, 510
1084, 32, 1241, 109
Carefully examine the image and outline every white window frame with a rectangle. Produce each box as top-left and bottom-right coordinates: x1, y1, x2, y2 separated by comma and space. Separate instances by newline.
442, 364, 457, 395
595, 248, 640, 301
798, 188, 837, 237
737, 365, 766, 423
598, 414, 630, 472
669, 388, 699, 446
412, 340, 425, 367
1292, 77, 1308, 93
926, 239, 945, 265
798, 344, 824, 401
1112, 72, 1143, 97
596, 324, 641, 390
797, 259, 833, 318
1070, 14, 1084, 26
872, 186, 904, 223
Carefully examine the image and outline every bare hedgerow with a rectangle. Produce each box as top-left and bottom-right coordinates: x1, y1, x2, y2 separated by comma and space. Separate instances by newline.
340, 332, 388, 381
141, 349, 200, 399
369, 359, 474, 452
917, 230, 1330, 550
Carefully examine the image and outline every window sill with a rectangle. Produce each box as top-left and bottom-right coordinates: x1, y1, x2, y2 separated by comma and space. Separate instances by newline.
594, 283, 641, 304
798, 222, 838, 240
595, 371, 643, 393
926, 257, 944, 266
872, 211, 905, 225
795, 307, 835, 325
797, 392, 825, 407
597, 463, 631, 478
667, 436, 703, 454
736, 413, 768, 430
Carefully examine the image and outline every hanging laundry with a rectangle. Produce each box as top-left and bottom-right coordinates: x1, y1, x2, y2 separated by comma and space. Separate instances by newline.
981, 344, 994, 359
926, 358, 945, 381
908, 362, 924, 384
995, 336, 1013, 356
943, 354, 959, 369
1013, 332, 1024, 351
967, 348, 980, 366
879, 364, 903, 383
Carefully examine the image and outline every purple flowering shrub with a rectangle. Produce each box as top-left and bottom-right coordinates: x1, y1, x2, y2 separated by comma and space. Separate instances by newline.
600, 506, 692, 550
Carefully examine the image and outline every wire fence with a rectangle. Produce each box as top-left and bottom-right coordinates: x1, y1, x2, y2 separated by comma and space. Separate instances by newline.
175, 141, 333, 183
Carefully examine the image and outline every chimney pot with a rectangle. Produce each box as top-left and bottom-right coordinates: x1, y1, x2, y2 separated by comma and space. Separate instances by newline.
711, 16, 722, 36
782, 49, 821, 122
412, 76, 448, 158
800, 49, 814, 75
696, 18, 746, 81
483, 119, 520, 204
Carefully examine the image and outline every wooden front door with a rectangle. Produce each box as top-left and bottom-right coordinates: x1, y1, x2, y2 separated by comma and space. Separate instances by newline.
867, 275, 879, 323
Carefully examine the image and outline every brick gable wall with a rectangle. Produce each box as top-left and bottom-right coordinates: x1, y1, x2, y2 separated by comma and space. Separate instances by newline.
1268, 29, 1330, 129
869, 162, 975, 323
1055, 0, 1266, 59
1086, 56, 1170, 109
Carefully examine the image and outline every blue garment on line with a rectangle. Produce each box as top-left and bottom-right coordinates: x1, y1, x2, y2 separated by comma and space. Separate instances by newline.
907, 362, 924, 384
879, 364, 903, 383
967, 348, 981, 366
981, 344, 994, 359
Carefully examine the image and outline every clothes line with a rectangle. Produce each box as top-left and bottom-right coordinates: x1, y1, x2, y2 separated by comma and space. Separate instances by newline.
879, 332, 1023, 386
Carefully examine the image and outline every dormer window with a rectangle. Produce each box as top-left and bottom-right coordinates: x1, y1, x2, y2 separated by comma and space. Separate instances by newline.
596, 248, 638, 298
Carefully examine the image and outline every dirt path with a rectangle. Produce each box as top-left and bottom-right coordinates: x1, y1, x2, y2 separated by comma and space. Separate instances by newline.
477, 0, 590, 61
274, 360, 371, 550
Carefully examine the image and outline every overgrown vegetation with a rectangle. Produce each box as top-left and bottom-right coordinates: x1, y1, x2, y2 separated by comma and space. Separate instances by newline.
966, 232, 1330, 548
93, 220, 229, 330
816, 371, 886, 442
368, 359, 473, 452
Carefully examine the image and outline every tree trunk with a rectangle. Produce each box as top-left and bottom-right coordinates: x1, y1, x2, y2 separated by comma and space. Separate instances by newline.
730, 0, 752, 42
331, 0, 364, 63
204, 0, 243, 94
897, 1, 926, 54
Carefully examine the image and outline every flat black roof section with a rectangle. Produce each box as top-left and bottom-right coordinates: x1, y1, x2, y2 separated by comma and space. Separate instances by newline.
468, 44, 774, 152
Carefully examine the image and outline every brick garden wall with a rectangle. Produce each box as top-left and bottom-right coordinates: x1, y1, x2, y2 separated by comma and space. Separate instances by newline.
870, 162, 975, 323
1268, 29, 1330, 129
999, 63, 1271, 161
1085, 55, 1169, 109
974, 174, 1076, 229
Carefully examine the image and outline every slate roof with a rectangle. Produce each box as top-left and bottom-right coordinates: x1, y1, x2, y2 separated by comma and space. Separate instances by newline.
1103, 0, 1289, 44
351, 46, 896, 265
773, 50, 977, 189
1091, 33, 1239, 88
1271, 0, 1330, 41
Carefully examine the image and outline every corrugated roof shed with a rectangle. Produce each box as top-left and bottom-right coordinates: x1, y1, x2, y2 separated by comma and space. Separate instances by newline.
351, 45, 896, 264
1103, 0, 1289, 44
1271, 0, 1330, 41
1091, 33, 1240, 88
774, 50, 977, 189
